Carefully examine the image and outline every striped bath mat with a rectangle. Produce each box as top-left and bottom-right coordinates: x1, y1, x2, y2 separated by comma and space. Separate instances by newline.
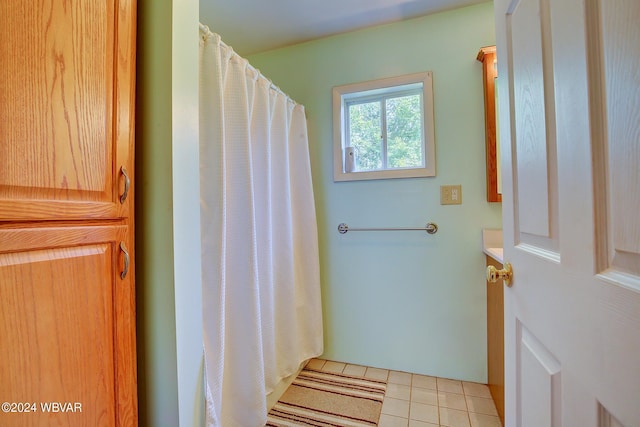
266, 368, 386, 427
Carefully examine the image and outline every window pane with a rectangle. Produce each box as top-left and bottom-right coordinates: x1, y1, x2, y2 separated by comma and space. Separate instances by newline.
386, 94, 423, 169
348, 101, 382, 171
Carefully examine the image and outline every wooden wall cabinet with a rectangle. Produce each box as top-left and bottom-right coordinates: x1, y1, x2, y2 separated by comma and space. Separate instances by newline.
477, 46, 502, 203
0, 1, 138, 425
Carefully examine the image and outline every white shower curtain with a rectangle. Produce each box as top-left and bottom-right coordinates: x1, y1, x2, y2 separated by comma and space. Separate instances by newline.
199, 26, 324, 427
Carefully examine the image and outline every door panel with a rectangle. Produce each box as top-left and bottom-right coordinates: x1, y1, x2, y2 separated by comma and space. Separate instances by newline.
508, 0, 559, 257
593, 0, 640, 280
1, 245, 115, 426
518, 322, 561, 427
589, 2, 640, 423
0, 0, 134, 220
0, 223, 136, 426
496, 0, 640, 425
600, 408, 626, 427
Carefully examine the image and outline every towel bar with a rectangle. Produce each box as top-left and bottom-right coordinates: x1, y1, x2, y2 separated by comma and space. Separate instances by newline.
337, 222, 438, 235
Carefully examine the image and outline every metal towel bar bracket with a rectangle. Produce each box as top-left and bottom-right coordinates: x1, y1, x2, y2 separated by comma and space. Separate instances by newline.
337, 222, 438, 235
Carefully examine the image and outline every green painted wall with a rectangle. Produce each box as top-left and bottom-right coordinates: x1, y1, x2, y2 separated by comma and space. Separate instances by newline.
135, 0, 178, 425
246, 2, 501, 382
136, 0, 202, 425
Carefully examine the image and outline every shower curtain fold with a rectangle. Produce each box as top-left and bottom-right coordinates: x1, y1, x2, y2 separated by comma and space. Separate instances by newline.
199, 26, 323, 427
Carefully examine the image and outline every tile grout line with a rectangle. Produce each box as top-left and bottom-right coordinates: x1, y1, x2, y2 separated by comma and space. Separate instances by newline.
411, 379, 415, 424
434, 376, 441, 426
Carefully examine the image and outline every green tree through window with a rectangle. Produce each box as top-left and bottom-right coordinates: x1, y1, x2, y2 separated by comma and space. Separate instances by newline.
347, 93, 423, 171
348, 101, 381, 171
387, 94, 422, 168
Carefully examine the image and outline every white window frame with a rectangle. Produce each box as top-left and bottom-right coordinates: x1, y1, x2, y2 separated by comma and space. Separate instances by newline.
332, 72, 436, 181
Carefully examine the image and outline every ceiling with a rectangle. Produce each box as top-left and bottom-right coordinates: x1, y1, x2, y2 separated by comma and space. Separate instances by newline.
199, 0, 488, 56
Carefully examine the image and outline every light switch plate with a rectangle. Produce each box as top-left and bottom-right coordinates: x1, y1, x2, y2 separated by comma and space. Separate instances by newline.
441, 185, 462, 205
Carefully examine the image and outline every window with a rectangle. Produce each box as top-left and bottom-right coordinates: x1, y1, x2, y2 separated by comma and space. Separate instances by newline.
333, 72, 436, 181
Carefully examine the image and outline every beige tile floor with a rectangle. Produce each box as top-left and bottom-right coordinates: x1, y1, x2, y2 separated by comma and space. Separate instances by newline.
306, 359, 502, 427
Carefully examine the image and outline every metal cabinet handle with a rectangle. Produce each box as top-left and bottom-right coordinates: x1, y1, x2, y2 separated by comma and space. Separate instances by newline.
120, 166, 130, 204
120, 241, 130, 280
486, 262, 513, 287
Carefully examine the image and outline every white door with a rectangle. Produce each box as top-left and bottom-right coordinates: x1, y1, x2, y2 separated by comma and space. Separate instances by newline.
494, 0, 640, 426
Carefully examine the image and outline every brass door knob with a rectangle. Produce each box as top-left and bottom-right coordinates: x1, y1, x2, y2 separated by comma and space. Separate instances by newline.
486, 262, 513, 287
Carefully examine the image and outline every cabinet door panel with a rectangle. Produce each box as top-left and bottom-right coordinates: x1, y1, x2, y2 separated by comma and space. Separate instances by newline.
0, 0, 135, 220
0, 224, 136, 426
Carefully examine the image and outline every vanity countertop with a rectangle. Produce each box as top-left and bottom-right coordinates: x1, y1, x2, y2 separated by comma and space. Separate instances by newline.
482, 229, 504, 264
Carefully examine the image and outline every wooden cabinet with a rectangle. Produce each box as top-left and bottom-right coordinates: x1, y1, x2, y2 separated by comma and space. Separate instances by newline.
0, 1, 137, 425
0, 1, 136, 221
477, 46, 502, 203
486, 255, 505, 425
0, 224, 137, 425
